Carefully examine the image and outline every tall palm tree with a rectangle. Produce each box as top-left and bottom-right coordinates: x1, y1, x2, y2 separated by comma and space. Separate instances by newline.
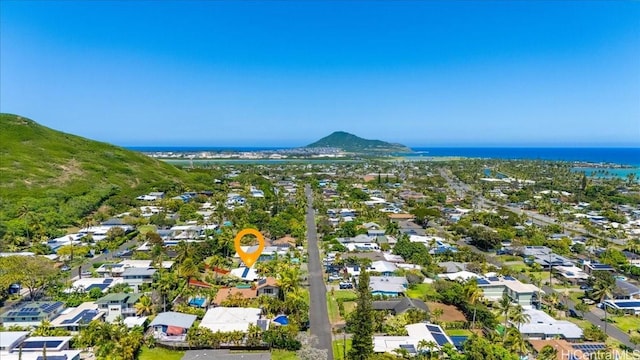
508, 304, 531, 331
464, 280, 483, 329
178, 258, 199, 280
505, 328, 528, 358
134, 295, 154, 316
496, 294, 512, 341
17, 204, 33, 242
277, 264, 301, 296
592, 278, 615, 334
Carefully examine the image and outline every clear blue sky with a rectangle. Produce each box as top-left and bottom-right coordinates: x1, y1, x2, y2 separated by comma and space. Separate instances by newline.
1, 1, 639, 147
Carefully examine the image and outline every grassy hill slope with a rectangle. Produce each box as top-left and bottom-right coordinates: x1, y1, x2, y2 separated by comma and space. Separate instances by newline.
0, 113, 196, 239
306, 131, 412, 153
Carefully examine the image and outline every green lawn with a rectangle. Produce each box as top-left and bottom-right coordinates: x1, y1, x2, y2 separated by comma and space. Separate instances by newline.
343, 301, 356, 314
406, 283, 438, 299
333, 339, 352, 360
332, 289, 357, 300
327, 296, 341, 324
271, 350, 298, 360
446, 329, 474, 336
138, 347, 184, 360
610, 315, 640, 333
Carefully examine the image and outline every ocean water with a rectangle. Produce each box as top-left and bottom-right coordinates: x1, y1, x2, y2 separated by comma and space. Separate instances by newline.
404, 147, 640, 166
130, 146, 640, 177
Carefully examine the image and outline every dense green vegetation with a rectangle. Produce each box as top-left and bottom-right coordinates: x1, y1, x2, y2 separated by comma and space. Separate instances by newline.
306, 131, 411, 153
0, 113, 207, 248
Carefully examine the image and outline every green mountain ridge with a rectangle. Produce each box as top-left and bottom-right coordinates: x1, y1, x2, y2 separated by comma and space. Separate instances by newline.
305, 131, 412, 153
0, 113, 196, 239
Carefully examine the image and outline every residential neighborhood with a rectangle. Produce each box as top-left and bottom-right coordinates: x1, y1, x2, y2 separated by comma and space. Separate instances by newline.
1, 160, 640, 360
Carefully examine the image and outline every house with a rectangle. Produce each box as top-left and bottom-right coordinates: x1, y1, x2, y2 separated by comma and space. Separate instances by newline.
0, 331, 29, 354
623, 251, 640, 266
213, 278, 279, 305
230, 267, 259, 282
122, 267, 157, 292
529, 340, 608, 360
438, 261, 468, 273
200, 307, 265, 333
518, 308, 583, 340
96, 293, 142, 322
373, 323, 454, 355
582, 261, 615, 274
50, 302, 104, 331
476, 276, 542, 308
613, 279, 640, 300
0, 301, 65, 327
372, 297, 429, 315
65, 277, 123, 294
438, 271, 480, 282
553, 266, 589, 285
369, 276, 408, 297
370, 261, 398, 276
256, 277, 279, 297
149, 312, 197, 342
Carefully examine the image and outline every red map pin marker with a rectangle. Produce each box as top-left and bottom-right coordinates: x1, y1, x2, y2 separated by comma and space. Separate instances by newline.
234, 228, 265, 268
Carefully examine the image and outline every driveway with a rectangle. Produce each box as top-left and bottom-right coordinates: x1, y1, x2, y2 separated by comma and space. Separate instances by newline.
305, 184, 334, 359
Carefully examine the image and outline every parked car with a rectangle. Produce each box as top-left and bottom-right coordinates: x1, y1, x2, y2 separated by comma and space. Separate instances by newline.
60, 265, 71, 272
568, 309, 583, 319
339, 282, 353, 289
328, 274, 342, 282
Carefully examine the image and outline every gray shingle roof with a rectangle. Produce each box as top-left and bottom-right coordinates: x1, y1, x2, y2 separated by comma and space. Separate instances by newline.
149, 312, 197, 329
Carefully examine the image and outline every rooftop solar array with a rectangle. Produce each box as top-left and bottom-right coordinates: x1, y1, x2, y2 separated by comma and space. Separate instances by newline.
37, 356, 67, 360
257, 279, 267, 286
488, 277, 499, 281
504, 276, 516, 281
61, 309, 99, 324
399, 344, 417, 354
572, 344, 606, 353
611, 301, 640, 308
85, 284, 109, 292
476, 279, 491, 285
241, 267, 251, 278
21, 340, 64, 349
104, 278, 114, 283
425, 324, 451, 347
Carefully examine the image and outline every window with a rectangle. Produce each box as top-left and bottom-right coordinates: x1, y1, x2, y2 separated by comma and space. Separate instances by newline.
263, 288, 273, 294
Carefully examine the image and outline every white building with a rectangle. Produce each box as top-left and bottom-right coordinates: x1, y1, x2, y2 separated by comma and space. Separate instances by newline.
200, 307, 264, 333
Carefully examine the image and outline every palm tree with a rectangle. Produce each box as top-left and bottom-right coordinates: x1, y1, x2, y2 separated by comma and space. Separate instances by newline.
508, 304, 531, 331
178, 258, 199, 280
175, 241, 195, 264
17, 204, 33, 242
496, 294, 512, 341
417, 339, 437, 360
592, 278, 615, 334
464, 280, 483, 329
277, 264, 301, 296
134, 295, 154, 316
505, 327, 528, 358
537, 345, 558, 360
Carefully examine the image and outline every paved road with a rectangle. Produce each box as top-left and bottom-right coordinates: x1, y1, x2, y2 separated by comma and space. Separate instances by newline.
441, 169, 634, 346
305, 184, 334, 360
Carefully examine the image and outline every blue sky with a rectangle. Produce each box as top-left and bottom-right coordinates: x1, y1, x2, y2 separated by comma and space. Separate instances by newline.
1, 1, 639, 147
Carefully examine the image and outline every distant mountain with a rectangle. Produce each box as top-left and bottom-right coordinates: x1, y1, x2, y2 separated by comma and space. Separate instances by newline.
306, 131, 412, 153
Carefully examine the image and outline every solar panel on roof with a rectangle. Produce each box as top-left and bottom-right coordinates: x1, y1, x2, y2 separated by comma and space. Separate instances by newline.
241, 267, 250, 278
37, 356, 67, 360
572, 344, 606, 352
432, 333, 450, 346
476, 279, 490, 285
86, 284, 109, 292
21, 340, 64, 349
504, 276, 516, 281
399, 344, 417, 354
426, 325, 441, 332
488, 276, 499, 281
258, 279, 266, 286
104, 278, 114, 283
